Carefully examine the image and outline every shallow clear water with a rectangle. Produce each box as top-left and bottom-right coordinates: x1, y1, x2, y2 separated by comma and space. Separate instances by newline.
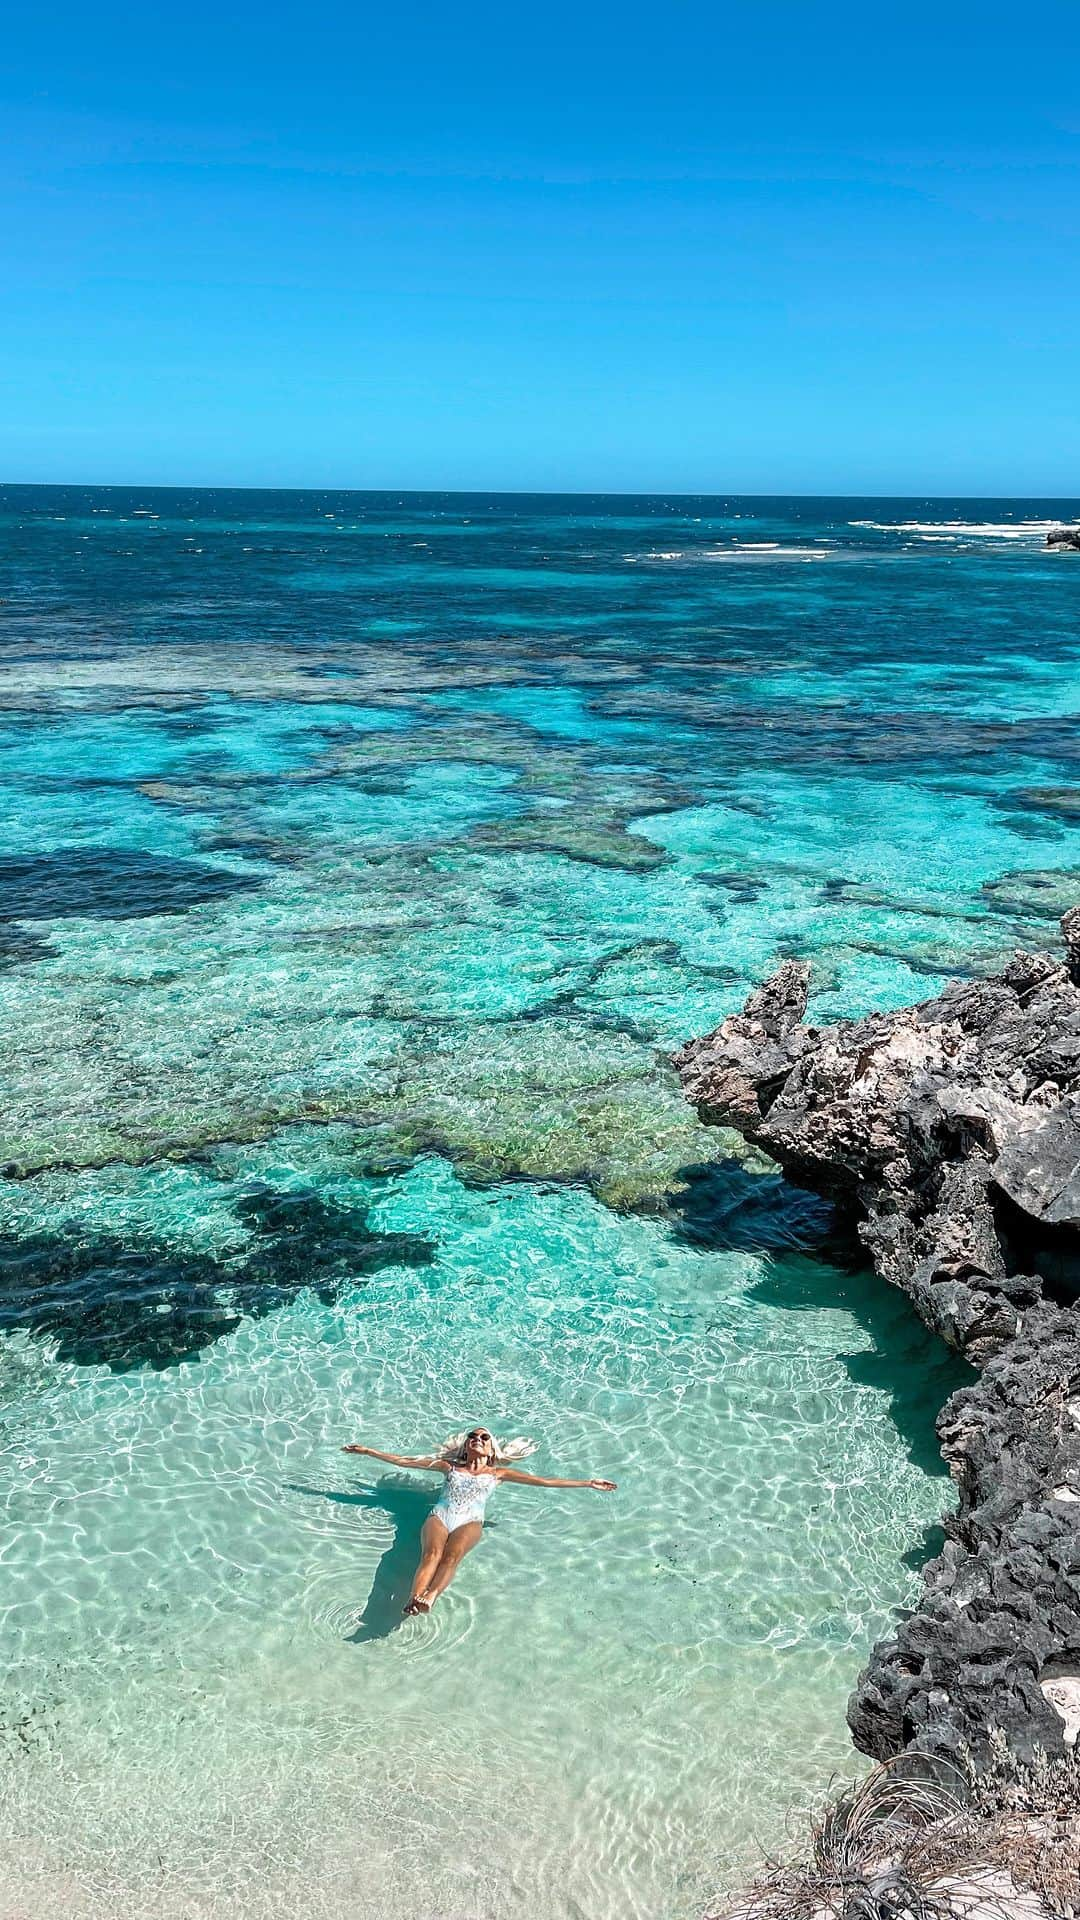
1, 489, 1077, 1918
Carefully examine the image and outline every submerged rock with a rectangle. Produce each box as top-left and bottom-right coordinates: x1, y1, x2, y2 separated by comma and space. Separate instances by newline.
468, 811, 669, 871
983, 868, 1080, 925
675, 911, 1080, 1775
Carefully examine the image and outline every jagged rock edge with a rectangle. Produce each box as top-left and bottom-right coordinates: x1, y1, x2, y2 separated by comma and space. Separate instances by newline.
675, 911, 1080, 1775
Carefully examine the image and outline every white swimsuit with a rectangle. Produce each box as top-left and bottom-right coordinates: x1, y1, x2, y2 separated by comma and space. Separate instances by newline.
432, 1467, 499, 1533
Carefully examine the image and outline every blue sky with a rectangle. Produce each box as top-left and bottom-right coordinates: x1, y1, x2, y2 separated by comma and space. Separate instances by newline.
2, 1, 1078, 492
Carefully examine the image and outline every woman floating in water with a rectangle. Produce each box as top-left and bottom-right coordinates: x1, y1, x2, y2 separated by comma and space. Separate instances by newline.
343, 1426, 616, 1615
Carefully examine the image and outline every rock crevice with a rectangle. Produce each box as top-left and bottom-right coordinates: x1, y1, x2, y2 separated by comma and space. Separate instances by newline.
675, 912, 1080, 1772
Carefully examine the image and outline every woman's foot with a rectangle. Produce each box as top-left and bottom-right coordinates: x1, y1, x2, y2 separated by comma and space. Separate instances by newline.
403, 1591, 432, 1616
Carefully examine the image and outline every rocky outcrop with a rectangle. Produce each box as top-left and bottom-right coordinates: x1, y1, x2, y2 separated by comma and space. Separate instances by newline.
1047, 527, 1080, 551
675, 913, 1080, 1775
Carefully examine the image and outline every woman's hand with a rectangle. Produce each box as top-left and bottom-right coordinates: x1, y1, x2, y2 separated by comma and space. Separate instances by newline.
342, 1444, 369, 1455
588, 1478, 617, 1491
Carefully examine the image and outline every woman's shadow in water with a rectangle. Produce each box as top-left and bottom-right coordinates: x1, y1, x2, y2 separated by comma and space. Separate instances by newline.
287, 1475, 432, 1642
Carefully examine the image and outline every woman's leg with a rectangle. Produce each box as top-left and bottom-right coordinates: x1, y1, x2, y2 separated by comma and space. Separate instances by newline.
423, 1521, 483, 1607
405, 1514, 448, 1613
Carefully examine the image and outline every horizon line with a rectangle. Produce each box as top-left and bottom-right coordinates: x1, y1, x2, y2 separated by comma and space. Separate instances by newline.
2, 479, 1079, 504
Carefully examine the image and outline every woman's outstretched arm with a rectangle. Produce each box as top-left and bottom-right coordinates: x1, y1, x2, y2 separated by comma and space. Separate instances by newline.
342, 1445, 448, 1473
498, 1469, 616, 1491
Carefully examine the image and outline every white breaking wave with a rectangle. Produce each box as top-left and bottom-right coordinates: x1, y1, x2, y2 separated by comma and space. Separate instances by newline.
629, 543, 835, 563
850, 519, 1059, 540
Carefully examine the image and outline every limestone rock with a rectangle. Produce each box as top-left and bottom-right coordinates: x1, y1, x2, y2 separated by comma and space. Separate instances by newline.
676, 908, 1080, 1777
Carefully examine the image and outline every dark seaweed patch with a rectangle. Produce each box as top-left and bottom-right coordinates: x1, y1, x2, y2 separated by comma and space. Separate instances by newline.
0, 924, 54, 971
1002, 787, 1080, 824
669, 1158, 836, 1255
0, 848, 263, 921
151, 708, 231, 741
697, 871, 770, 904
197, 829, 304, 866
0, 1182, 435, 1370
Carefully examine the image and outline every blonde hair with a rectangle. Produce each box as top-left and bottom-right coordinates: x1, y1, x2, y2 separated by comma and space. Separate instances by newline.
436, 1430, 537, 1466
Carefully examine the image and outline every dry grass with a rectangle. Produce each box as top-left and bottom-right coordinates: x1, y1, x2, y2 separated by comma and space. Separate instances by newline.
712, 1746, 1080, 1920
967, 1733, 1080, 1918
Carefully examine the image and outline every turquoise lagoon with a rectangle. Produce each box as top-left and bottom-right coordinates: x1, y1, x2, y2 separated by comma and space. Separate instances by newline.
0, 490, 1078, 1918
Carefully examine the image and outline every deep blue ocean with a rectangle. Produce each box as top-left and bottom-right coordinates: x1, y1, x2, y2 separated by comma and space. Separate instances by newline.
1, 488, 1077, 1919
